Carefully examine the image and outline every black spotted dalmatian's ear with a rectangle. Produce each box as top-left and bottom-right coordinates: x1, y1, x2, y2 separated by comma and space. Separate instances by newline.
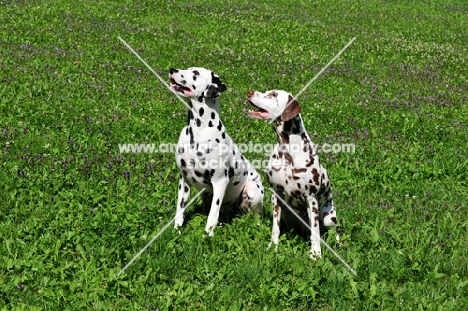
203, 72, 227, 98
204, 83, 227, 98
281, 95, 302, 121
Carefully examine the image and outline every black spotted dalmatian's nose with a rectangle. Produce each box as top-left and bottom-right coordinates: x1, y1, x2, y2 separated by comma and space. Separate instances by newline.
169, 68, 178, 74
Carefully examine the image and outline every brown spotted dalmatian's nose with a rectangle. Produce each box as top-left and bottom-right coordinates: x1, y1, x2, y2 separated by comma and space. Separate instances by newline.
247, 90, 254, 98
169, 68, 178, 74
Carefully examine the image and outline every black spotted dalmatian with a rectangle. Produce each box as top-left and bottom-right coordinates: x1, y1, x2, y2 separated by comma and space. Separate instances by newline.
169, 67, 264, 236
247, 89, 337, 259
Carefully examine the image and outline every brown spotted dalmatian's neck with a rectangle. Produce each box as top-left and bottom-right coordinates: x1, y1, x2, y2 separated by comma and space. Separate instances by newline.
273, 114, 316, 153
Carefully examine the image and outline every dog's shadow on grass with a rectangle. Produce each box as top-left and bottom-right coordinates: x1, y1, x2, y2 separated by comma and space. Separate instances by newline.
184, 202, 243, 228
272, 209, 342, 242
182, 201, 339, 244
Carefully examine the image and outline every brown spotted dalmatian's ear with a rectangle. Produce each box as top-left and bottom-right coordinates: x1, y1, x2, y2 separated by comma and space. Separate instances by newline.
281, 95, 301, 121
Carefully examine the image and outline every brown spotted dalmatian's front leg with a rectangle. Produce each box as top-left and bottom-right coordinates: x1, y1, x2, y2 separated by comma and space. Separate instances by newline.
268, 192, 281, 251
307, 196, 322, 259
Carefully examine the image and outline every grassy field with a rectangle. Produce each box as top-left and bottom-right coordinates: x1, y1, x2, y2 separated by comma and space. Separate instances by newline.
1, 0, 468, 309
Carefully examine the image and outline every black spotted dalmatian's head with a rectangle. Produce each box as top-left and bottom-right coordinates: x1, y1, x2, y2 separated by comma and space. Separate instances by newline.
247, 90, 301, 122
169, 67, 227, 101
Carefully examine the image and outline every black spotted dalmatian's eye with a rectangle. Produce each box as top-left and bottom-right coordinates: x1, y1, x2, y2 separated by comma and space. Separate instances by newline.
193, 70, 200, 76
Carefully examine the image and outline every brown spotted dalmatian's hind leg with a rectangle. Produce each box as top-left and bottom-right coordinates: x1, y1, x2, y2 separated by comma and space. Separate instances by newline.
174, 176, 191, 229
320, 193, 339, 242
267, 192, 281, 251
307, 196, 322, 259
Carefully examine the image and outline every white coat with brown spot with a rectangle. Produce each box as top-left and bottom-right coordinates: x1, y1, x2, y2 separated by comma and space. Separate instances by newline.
247, 89, 337, 259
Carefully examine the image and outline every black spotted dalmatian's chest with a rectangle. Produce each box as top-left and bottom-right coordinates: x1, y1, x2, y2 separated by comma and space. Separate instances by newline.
175, 124, 260, 204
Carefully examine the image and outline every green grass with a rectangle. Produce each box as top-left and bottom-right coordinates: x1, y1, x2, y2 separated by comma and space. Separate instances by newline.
1, 0, 468, 309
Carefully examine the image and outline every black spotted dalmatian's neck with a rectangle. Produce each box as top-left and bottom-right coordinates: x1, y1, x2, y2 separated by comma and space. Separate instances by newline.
185, 97, 226, 143
273, 114, 317, 155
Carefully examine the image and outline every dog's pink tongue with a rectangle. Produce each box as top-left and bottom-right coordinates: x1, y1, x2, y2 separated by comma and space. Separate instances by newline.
248, 110, 269, 119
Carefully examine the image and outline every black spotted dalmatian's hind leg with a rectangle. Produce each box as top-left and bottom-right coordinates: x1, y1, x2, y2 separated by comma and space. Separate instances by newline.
307, 196, 322, 260
174, 176, 190, 229
240, 179, 264, 215
319, 193, 339, 243
267, 192, 281, 251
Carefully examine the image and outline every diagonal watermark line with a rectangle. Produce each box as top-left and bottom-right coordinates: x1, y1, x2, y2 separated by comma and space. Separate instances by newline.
117, 36, 205, 123
269, 37, 357, 124
292, 37, 357, 102
270, 188, 357, 276
117, 188, 206, 277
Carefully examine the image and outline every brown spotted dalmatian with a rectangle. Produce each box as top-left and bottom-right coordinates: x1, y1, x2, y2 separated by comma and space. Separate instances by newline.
169, 67, 264, 236
247, 89, 337, 259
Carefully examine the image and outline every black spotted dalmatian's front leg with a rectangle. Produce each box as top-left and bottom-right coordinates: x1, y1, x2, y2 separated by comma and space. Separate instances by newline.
174, 176, 190, 229
205, 177, 229, 236
307, 196, 322, 260
268, 192, 281, 251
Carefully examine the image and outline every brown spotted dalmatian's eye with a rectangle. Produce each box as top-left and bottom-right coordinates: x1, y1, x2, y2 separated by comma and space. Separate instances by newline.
267, 91, 278, 98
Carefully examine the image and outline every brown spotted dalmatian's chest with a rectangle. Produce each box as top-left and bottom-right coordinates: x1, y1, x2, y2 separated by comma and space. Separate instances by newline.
266, 115, 331, 220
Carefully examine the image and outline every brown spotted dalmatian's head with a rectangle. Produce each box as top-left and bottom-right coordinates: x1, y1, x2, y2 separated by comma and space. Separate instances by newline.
247, 90, 301, 122
169, 67, 227, 101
